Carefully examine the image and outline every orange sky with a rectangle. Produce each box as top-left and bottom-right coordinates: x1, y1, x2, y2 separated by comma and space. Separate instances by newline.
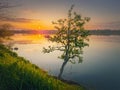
0, 0, 120, 30
13, 21, 53, 30
0, 19, 54, 30
0, 18, 97, 30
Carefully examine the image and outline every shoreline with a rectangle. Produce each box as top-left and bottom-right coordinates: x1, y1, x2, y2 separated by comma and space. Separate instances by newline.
0, 44, 86, 90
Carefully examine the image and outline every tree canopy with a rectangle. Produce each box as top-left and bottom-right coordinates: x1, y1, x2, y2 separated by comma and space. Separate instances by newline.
43, 5, 90, 79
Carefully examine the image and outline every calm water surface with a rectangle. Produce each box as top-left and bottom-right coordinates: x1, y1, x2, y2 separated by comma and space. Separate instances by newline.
12, 34, 120, 90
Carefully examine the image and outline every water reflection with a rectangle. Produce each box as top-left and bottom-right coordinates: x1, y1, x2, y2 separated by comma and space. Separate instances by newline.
12, 34, 120, 90
11, 34, 47, 44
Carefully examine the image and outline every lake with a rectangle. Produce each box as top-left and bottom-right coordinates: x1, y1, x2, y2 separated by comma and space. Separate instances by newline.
11, 34, 120, 90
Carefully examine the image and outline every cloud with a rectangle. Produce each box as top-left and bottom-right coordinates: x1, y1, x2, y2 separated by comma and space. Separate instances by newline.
86, 21, 120, 30
0, 17, 35, 23
99, 21, 120, 30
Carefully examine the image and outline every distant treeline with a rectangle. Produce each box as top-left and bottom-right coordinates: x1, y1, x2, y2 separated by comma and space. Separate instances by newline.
13, 30, 120, 35
89, 30, 120, 35
13, 30, 56, 34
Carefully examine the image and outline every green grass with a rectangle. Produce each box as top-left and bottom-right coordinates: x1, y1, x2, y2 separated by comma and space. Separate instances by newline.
0, 44, 85, 90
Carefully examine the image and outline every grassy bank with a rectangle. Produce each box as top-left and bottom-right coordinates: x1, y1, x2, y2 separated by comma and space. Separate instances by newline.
0, 44, 85, 90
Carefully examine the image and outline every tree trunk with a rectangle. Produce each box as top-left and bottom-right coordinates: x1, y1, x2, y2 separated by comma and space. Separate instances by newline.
58, 58, 69, 79
58, 13, 71, 79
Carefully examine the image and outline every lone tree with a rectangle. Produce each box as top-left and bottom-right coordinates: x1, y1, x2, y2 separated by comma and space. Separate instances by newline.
43, 5, 90, 79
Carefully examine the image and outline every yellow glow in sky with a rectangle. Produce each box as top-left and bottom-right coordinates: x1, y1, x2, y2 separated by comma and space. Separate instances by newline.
0, 19, 54, 30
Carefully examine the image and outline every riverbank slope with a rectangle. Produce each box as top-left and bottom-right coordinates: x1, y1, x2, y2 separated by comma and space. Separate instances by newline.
0, 44, 85, 90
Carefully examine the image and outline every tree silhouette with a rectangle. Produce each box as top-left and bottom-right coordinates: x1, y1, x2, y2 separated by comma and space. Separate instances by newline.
43, 5, 90, 79
0, 0, 13, 19
0, 1, 12, 9
0, 1, 14, 43
0, 24, 14, 43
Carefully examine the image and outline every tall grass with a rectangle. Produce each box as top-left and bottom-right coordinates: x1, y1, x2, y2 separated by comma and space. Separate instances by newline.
0, 44, 85, 90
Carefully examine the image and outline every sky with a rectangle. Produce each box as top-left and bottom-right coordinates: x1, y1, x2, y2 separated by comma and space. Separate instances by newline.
0, 0, 120, 30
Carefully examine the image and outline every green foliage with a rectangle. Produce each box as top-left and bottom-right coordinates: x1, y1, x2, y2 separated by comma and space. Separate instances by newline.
43, 5, 90, 78
0, 44, 85, 90
43, 5, 90, 64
